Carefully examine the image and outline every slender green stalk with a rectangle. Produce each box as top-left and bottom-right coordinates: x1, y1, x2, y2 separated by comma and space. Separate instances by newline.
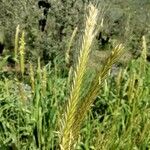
41, 66, 47, 96
29, 62, 35, 93
14, 25, 20, 61
19, 31, 25, 77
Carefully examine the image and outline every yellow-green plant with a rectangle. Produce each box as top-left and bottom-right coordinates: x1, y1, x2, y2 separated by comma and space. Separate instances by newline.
60, 3, 124, 150
66, 27, 78, 88
65, 27, 78, 66
72, 44, 124, 143
29, 62, 35, 93
19, 31, 25, 76
61, 3, 99, 149
139, 36, 147, 76
37, 57, 42, 81
14, 25, 20, 60
41, 66, 47, 96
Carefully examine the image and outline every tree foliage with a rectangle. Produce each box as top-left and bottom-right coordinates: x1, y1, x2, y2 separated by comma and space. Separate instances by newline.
0, 0, 150, 64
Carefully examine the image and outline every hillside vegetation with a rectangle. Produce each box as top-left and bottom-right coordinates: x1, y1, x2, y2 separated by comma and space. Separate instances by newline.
0, 1, 150, 150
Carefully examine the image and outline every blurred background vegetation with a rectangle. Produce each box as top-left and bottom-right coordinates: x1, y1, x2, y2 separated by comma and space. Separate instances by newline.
0, 0, 150, 67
